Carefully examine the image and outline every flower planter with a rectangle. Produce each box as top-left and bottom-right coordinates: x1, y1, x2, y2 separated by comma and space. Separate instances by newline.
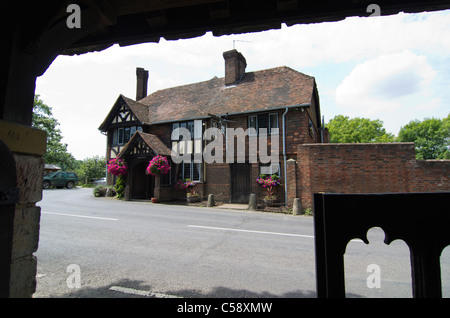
263, 198, 277, 207
151, 197, 158, 203
187, 195, 201, 203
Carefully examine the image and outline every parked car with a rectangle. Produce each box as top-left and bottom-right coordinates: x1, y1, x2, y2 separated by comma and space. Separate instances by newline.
43, 171, 78, 189
92, 177, 107, 186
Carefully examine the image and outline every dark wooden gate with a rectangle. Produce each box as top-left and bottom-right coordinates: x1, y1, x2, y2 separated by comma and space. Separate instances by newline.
314, 192, 450, 298
230, 163, 251, 203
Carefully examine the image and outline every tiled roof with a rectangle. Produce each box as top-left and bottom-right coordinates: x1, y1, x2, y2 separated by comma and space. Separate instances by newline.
121, 95, 152, 124
100, 66, 316, 131
138, 66, 316, 123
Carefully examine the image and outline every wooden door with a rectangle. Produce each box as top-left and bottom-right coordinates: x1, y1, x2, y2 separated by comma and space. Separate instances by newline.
131, 162, 153, 199
230, 163, 251, 203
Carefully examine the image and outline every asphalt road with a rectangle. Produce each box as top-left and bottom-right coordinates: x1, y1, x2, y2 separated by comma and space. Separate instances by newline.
34, 188, 450, 298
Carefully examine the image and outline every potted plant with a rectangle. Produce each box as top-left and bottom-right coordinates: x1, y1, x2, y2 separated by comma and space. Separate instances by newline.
185, 179, 200, 203
256, 174, 281, 206
174, 178, 201, 203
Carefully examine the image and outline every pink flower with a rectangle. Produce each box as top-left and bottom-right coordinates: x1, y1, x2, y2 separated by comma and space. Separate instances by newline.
256, 174, 280, 197
146, 155, 171, 176
107, 158, 128, 176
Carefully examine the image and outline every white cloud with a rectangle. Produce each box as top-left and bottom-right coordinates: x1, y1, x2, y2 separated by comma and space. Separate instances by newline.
335, 50, 436, 117
243, 10, 450, 70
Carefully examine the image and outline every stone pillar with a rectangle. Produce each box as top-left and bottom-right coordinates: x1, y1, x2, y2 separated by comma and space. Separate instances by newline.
248, 193, 257, 210
0, 140, 17, 297
0, 120, 46, 297
153, 175, 161, 200
292, 198, 302, 215
207, 194, 215, 207
286, 158, 298, 208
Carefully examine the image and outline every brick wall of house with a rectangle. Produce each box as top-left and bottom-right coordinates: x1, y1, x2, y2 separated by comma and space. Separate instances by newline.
285, 109, 315, 155
147, 123, 172, 146
295, 143, 450, 211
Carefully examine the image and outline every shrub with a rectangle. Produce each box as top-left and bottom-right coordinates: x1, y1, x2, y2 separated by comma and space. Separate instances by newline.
115, 175, 126, 199
93, 185, 107, 197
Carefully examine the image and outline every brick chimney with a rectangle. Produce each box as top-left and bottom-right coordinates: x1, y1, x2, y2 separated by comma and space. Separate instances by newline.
223, 49, 247, 86
136, 67, 149, 101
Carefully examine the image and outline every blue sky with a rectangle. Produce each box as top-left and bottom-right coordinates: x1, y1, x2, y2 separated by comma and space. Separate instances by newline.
36, 9, 450, 160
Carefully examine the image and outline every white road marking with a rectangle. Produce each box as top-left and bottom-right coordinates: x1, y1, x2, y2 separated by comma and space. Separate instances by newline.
188, 225, 365, 243
42, 211, 118, 221
188, 224, 314, 238
109, 286, 181, 298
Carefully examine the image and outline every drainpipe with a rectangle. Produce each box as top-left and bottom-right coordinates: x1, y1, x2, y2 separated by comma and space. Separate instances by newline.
282, 107, 289, 207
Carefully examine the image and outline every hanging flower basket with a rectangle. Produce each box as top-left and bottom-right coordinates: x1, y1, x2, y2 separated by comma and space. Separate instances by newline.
107, 158, 128, 176
146, 155, 171, 176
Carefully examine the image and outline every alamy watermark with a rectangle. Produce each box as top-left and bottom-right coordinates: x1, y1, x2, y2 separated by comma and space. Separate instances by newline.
66, 4, 81, 29
367, 4, 381, 17
171, 127, 279, 174
66, 264, 81, 289
366, 263, 381, 289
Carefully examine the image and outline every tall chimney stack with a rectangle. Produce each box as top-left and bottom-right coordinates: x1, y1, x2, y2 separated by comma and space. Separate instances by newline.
136, 67, 149, 101
223, 49, 247, 86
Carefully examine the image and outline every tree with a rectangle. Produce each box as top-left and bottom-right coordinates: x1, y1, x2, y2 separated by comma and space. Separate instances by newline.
326, 115, 395, 143
32, 95, 78, 170
76, 156, 106, 184
397, 114, 450, 159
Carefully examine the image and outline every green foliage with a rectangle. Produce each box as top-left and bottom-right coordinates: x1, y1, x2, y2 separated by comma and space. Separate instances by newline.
75, 156, 106, 184
32, 95, 78, 170
397, 114, 450, 159
326, 115, 395, 143
93, 185, 107, 197
115, 175, 126, 199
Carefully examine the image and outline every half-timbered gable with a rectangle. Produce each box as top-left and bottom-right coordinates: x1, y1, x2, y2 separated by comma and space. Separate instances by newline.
99, 94, 150, 162
117, 131, 171, 159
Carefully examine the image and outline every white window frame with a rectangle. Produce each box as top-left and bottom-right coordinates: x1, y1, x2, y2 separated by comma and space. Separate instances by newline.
248, 115, 258, 136
118, 128, 124, 145
269, 113, 279, 135
249, 113, 279, 136
182, 161, 202, 182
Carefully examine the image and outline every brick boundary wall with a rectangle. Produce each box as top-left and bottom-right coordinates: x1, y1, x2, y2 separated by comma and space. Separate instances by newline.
294, 143, 450, 211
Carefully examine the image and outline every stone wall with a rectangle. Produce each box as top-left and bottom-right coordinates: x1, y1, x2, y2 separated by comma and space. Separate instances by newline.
0, 120, 45, 297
